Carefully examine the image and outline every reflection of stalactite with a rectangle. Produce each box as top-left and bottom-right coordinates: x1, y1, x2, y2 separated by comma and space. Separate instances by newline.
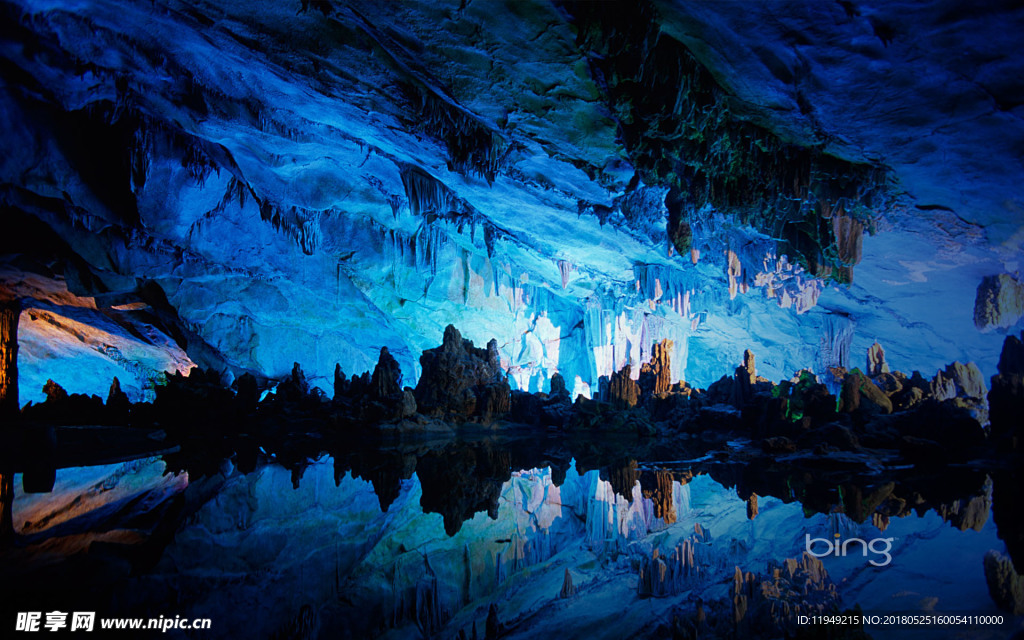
415, 555, 447, 637
0, 473, 13, 544
638, 525, 713, 596
640, 469, 676, 524
0, 296, 19, 417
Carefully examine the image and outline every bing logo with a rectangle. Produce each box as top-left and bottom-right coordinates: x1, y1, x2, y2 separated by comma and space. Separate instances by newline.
805, 532, 894, 566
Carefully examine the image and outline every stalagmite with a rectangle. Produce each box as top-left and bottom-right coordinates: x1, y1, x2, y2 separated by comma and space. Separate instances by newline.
639, 339, 673, 396
0, 296, 19, 418
746, 494, 759, 520
608, 365, 639, 408
867, 342, 890, 377
371, 347, 402, 398
559, 568, 576, 598
742, 349, 756, 384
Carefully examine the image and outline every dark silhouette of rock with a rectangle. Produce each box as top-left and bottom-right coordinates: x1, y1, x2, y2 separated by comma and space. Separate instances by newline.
549, 372, 568, 398
153, 366, 236, 429
485, 603, 502, 640
798, 423, 861, 452
278, 362, 310, 402
761, 436, 796, 454
333, 363, 347, 399
233, 372, 260, 412
106, 376, 131, 422
414, 325, 502, 417
988, 331, 1023, 444
559, 568, 576, 598
370, 347, 402, 399
476, 379, 511, 422
416, 444, 511, 535
984, 550, 1024, 614
0, 473, 13, 545
43, 378, 69, 403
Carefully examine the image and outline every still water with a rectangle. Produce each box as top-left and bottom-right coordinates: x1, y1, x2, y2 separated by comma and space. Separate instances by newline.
1, 435, 1019, 639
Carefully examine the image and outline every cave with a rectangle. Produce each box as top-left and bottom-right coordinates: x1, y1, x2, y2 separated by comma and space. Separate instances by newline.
1, 0, 1023, 637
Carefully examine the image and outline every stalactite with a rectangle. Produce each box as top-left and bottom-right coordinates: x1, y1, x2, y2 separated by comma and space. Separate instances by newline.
401, 166, 455, 217
406, 85, 506, 182
556, 259, 574, 289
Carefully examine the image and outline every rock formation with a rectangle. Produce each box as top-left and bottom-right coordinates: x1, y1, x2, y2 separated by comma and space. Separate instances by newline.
638, 339, 673, 397
866, 342, 889, 377
732, 552, 841, 637
640, 469, 677, 524
558, 568, 576, 599
0, 295, 19, 418
974, 274, 1024, 331
371, 347, 403, 399
414, 325, 504, 418
607, 365, 640, 409
983, 550, 1024, 614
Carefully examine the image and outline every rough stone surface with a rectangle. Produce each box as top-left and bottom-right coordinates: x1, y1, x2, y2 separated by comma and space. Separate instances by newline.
984, 550, 1024, 614
975, 274, 1024, 332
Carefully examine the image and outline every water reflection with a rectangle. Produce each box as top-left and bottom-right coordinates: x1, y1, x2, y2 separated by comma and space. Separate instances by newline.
0, 434, 1020, 639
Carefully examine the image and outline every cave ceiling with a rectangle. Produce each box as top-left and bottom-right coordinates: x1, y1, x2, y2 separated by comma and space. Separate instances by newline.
1, 0, 1022, 403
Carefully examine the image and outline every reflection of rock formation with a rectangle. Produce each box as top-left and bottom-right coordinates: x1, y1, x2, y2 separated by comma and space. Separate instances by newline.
732, 553, 844, 638
983, 550, 1024, 614
974, 274, 1024, 332
0, 472, 12, 544
0, 295, 19, 417
608, 458, 640, 500
416, 444, 512, 536
640, 469, 677, 524
638, 524, 712, 597
991, 333, 1024, 573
